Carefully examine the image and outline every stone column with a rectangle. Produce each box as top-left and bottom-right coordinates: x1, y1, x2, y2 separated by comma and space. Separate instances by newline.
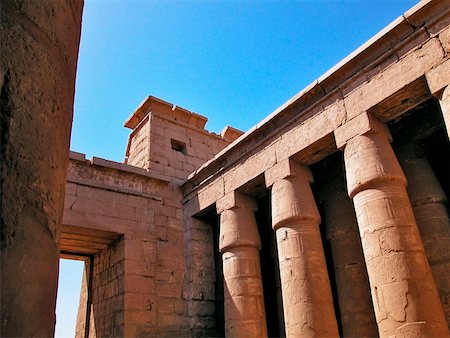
398, 144, 450, 326
323, 179, 378, 338
1, 1, 83, 337
265, 159, 339, 338
335, 112, 449, 338
426, 60, 450, 140
216, 192, 268, 338
440, 86, 450, 139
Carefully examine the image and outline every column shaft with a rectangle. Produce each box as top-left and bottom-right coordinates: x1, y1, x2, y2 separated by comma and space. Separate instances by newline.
399, 147, 450, 326
324, 186, 378, 338
270, 165, 339, 338
439, 86, 450, 139
343, 131, 448, 337
222, 246, 266, 337
218, 194, 267, 338
1, 2, 83, 336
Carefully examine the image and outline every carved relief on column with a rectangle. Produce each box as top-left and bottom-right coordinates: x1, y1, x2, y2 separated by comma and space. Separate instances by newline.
216, 192, 268, 338
322, 178, 378, 338
265, 159, 339, 338
397, 144, 450, 326
335, 113, 449, 338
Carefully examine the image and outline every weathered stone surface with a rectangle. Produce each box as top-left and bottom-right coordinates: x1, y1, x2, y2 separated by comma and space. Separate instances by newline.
398, 145, 450, 327
323, 180, 378, 338
0, 1, 83, 336
4, 1, 449, 337
217, 192, 267, 337
267, 162, 339, 338
340, 117, 448, 337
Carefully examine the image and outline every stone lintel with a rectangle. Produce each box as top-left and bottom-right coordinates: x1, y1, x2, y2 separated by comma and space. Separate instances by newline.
216, 191, 257, 214
425, 59, 450, 98
265, 158, 313, 188
334, 112, 392, 149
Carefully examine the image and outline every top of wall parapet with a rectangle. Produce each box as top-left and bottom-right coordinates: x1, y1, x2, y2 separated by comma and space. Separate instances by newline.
124, 96, 208, 130
69, 150, 171, 183
182, 0, 448, 193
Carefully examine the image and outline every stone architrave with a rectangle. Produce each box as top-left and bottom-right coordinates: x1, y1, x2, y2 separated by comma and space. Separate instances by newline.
398, 144, 450, 327
265, 159, 339, 338
323, 179, 378, 338
335, 112, 449, 338
216, 192, 268, 338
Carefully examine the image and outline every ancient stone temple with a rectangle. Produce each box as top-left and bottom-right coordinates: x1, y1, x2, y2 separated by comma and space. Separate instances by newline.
1, 0, 449, 337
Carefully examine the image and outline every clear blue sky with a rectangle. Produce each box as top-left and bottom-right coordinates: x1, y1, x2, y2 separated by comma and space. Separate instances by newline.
58, 0, 418, 336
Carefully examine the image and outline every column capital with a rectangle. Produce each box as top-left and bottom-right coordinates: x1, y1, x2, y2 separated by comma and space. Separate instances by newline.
269, 160, 320, 230
217, 191, 261, 252
264, 158, 313, 188
334, 112, 392, 149
216, 191, 258, 214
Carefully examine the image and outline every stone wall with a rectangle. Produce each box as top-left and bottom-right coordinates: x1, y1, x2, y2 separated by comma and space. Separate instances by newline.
63, 153, 191, 337
126, 115, 151, 169
183, 217, 218, 336
124, 96, 242, 184
75, 260, 90, 338
91, 239, 125, 337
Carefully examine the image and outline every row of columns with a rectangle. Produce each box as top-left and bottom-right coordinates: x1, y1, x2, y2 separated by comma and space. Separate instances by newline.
215, 111, 449, 338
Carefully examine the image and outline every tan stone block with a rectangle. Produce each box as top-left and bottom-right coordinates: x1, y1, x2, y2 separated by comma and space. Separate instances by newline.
134, 207, 155, 223
223, 146, 276, 194
334, 112, 392, 149
275, 98, 346, 162
184, 155, 205, 169
216, 191, 258, 214
425, 58, 450, 96
157, 297, 178, 314
157, 313, 187, 328
124, 310, 156, 325
360, 52, 398, 87
344, 38, 445, 120
65, 182, 78, 196
124, 274, 155, 294
264, 158, 312, 188
163, 165, 176, 177
125, 259, 155, 278
438, 24, 450, 53
160, 205, 177, 218
195, 177, 224, 213
156, 281, 183, 298
174, 168, 188, 180
124, 239, 145, 261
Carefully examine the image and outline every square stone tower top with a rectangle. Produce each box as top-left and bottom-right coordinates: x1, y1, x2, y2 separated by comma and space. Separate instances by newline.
124, 96, 243, 183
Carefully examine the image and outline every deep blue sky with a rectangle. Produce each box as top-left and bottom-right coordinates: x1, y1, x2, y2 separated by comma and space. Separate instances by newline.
70, 0, 418, 163
58, 1, 418, 337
